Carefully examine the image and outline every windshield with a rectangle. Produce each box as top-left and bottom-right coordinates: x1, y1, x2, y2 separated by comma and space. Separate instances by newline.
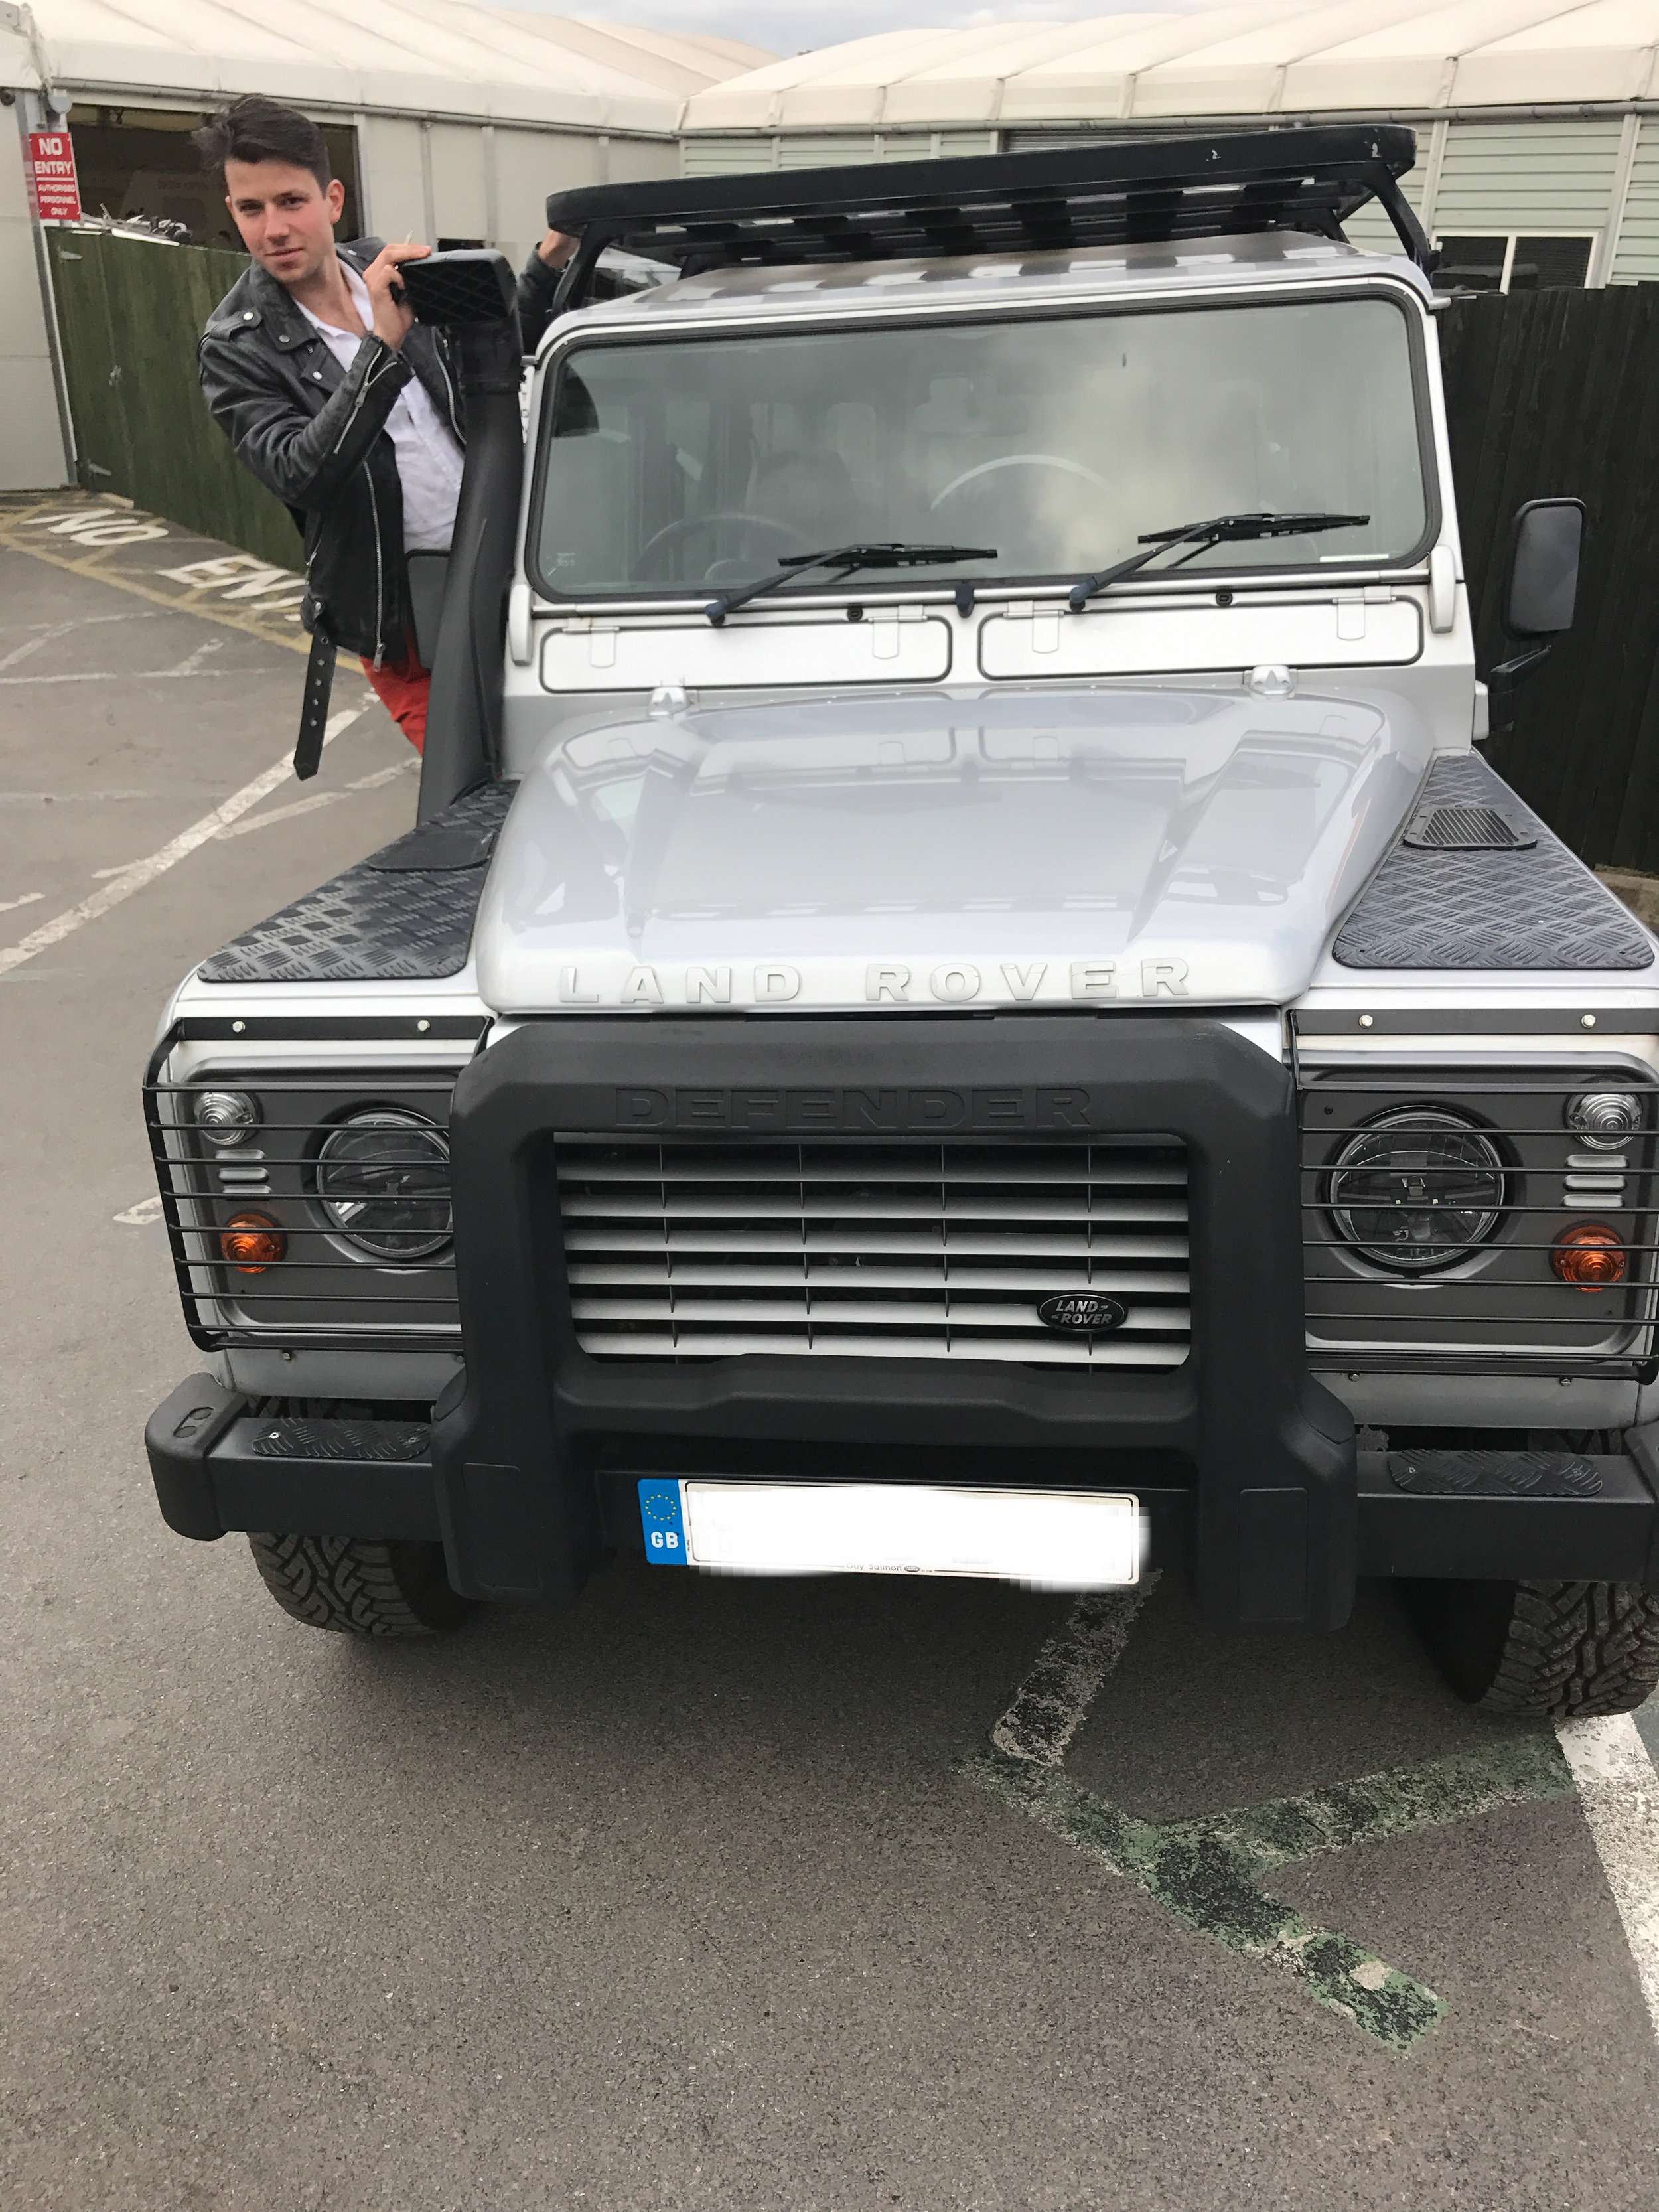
532, 295, 1429, 601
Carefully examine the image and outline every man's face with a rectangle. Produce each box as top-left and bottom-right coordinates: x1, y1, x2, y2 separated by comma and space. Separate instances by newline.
223, 158, 344, 287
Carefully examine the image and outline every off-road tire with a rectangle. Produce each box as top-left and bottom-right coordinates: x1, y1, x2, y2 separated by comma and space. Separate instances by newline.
1404, 1578, 1659, 1718
247, 1533, 471, 1637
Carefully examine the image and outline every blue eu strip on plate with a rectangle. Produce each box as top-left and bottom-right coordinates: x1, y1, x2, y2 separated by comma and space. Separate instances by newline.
638, 1478, 688, 1565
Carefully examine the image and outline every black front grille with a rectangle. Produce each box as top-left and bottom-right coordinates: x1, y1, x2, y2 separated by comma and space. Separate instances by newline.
145, 1067, 461, 1351
555, 1135, 1190, 1367
1301, 1068, 1659, 1378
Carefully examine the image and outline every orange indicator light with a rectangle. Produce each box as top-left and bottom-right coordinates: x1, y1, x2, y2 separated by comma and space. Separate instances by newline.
1551, 1223, 1626, 1292
221, 1211, 285, 1274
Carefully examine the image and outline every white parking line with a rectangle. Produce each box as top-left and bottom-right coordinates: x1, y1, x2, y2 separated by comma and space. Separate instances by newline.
217, 754, 417, 838
0, 637, 228, 686
0, 668, 247, 687
0, 705, 368, 978
113, 1195, 164, 1227
0, 625, 68, 673
1557, 1714, 1659, 2039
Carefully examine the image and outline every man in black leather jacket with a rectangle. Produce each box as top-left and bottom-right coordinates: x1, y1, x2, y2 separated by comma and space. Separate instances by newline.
193, 95, 573, 762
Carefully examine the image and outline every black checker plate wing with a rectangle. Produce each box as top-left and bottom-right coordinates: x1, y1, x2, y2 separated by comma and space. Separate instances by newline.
198, 782, 516, 985
1333, 754, 1653, 970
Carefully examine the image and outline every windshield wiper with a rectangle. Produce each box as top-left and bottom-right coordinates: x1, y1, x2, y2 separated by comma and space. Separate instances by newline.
705, 542, 997, 627
1067, 511, 1370, 613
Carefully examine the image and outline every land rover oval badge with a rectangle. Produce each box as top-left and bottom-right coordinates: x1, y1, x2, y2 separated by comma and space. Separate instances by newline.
1037, 1293, 1128, 1333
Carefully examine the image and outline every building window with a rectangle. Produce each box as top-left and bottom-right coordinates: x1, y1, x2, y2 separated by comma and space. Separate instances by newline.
1433, 234, 1595, 295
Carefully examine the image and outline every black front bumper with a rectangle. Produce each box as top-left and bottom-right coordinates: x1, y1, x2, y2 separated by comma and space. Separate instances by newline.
145, 1016, 1659, 1619
147, 1373, 1659, 1593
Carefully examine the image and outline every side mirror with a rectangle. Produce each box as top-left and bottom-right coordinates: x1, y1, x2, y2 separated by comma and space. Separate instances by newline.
1484, 497, 1585, 737
1504, 496, 1584, 636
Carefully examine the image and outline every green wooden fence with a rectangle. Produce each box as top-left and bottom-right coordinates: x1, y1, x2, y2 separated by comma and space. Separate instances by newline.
47, 229, 300, 571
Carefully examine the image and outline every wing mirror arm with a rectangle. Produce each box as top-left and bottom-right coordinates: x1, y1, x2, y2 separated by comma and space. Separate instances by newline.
1480, 496, 1585, 738
1484, 643, 1553, 737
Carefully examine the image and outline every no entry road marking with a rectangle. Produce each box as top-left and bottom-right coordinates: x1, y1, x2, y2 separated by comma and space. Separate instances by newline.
961, 1585, 1580, 2053
0, 500, 308, 658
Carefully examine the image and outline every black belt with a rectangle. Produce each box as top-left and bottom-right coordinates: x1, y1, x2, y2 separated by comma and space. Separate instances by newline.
293, 622, 336, 781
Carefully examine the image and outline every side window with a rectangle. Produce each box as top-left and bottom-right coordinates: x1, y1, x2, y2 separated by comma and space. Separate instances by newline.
1510, 236, 1593, 290
1434, 234, 1594, 295
540, 366, 630, 588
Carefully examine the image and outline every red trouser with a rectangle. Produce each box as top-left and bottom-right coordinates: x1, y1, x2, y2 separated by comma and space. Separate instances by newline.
362, 648, 429, 754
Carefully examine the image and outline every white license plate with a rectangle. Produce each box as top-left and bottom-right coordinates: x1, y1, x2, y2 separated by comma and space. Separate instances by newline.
637, 1479, 1140, 1588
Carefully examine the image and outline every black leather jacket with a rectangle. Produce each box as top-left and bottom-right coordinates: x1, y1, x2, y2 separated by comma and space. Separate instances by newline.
197, 239, 562, 662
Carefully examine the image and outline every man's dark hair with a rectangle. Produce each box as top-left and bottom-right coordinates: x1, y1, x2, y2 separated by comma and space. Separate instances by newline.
193, 96, 331, 190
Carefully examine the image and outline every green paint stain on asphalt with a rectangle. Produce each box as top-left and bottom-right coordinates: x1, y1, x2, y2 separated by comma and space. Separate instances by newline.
959, 1731, 1575, 2054
1162, 1731, 1574, 1871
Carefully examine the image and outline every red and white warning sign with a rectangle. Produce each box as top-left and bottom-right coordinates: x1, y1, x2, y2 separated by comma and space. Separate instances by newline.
25, 132, 82, 223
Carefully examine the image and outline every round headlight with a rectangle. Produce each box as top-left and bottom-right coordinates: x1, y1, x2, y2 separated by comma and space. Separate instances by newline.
1327, 1108, 1506, 1274
196, 1090, 259, 1147
1565, 1092, 1642, 1151
316, 1110, 451, 1262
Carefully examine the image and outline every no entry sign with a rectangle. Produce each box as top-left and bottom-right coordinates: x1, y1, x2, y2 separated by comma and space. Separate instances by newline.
25, 132, 81, 223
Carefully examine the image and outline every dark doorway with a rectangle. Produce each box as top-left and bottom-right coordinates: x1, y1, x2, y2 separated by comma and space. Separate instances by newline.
65, 106, 361, 248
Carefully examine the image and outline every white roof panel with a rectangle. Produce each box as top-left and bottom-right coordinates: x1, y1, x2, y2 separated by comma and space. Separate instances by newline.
7, 0, 771, 129
497, 13, 774, 96
682, 0, 1659, 132
883, 18, 1176, 126
1277, 1, 1602, 112
994, 3, 1325, 122
1133, 0, 1482, 116
1451, 0, 1659, 105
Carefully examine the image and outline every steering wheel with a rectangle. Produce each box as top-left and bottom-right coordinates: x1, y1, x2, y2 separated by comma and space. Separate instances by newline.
630, 510, 812, 582
931, 453, 1112, 509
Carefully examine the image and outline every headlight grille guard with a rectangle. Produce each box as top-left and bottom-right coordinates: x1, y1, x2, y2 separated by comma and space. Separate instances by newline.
143, 1031, 465, 1354
1300, 1063, 1659, 1382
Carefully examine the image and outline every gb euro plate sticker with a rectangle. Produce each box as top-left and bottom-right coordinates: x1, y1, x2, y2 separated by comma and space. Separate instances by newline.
638, 1478, 688, 1565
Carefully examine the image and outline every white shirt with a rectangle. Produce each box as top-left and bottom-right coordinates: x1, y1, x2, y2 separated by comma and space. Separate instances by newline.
298, 259, 465, 553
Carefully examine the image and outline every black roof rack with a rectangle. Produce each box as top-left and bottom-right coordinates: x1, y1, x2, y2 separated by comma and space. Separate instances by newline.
546, 125, 1429, 313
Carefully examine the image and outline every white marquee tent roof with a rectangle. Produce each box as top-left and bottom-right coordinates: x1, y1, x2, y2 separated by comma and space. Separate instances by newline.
0, 0, 772, 133
683, 1, 1659, 133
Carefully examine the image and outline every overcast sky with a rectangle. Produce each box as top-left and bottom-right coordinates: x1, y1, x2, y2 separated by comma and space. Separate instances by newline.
523, 1, 1208, 63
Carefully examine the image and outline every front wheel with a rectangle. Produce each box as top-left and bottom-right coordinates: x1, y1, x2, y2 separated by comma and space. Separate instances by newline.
1405, 1578, 1659, 1717
248, 1533, 472, 1637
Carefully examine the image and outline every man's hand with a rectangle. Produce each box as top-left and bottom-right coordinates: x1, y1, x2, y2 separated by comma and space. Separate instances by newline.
362, 242, 431, 350
536, 230, 578, 269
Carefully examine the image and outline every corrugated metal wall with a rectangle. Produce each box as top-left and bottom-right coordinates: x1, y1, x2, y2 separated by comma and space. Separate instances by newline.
1, 111, 71, 489
681, 131, 997, 175
356, 113, 624, 270
1612, 121, 1659, 281
1433, 119, 1624, 237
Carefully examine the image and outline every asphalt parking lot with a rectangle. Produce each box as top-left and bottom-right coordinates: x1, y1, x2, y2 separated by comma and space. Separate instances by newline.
4, 492, 1659, 2211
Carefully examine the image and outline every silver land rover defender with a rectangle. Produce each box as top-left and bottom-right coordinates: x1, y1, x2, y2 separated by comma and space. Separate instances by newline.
142, 129, 1659, 1714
